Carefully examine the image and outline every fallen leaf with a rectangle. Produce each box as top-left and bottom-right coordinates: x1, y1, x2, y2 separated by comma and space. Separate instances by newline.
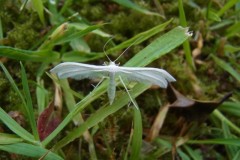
147, 84, 232, 141
37, 101, 62, 141
167, 84, 232, 123
37, 83, 62, 141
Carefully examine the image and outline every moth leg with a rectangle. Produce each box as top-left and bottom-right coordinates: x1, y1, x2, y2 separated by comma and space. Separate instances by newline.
119, 76, 139, 109
90, 77, 105, 92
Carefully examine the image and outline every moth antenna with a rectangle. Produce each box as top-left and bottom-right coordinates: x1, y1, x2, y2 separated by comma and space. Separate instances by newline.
103, 36, 115, 62
114, 36, 142, 62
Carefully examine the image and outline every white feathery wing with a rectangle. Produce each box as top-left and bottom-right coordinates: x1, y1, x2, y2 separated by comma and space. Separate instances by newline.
50, 62, 176, 105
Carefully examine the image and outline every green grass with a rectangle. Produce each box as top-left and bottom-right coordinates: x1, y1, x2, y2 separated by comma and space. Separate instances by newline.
0, 0, 239, 159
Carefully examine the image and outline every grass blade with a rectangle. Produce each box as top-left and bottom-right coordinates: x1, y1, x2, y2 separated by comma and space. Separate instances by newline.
31, 0, 45, 25
233, 150, 240, 160
0, 133, 23, 144
113, 0, 161, 17
178, 148, 191, 160
187, 138, 240, 146
36, 78, 48, 113
219, 101, 240, 117
125, 26, 192, 67
0, 17, 3, 39
213, 109, 240, 134
217, 0, 239, 17
0, 142, 63, 160
20, 62, 39, 140
0, 63, 27, 112
222, 121, 238, 159
0, 107, 35, 143
0, 133, 23, 145
0, 46, 59, 62
39, 23, 105, 50
178, 0, 195, 70
129, 106, 142, 160
183, 145, 203, 160
226, 22, 240, 38
211, 54, 240, 82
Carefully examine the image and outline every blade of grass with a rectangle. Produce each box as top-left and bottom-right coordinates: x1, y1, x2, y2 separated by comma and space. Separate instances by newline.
20, 0, 28, 11
0, 142, 63, 160
209, 20, 233, 30
0, 133, 23, 144
59, 0, 72, 14
59, 79, 82, 125
36, 78, 47, 113
43, 25, 191, 147
211, 54, 240, 82
0, 46, 60, 62
0, 17, 3, 39
233, 150, 240, 160
187, 138, 240, 146
0, 107, 35, 143
125, 26, 192, 67
224, 44, 240, 54
178, 0, 195, 70
219, 101, 240, 117
207, 9, 221, 22
39, 23, 105, 50
226, 22, 240, 38
124, 130, 132, 160
177, 148, 191, 160
222, 121, 238, 159
149, 137, 188, 158
217, 0, 239, 17
69, 23, 111, 38
0, 63, 37, 142
129, 106, 142, 160
213, 109, 240, 134
183, 145, 202, 160
207, 2, 221, 22
20, 62, 39, 140
0, 63, 27, 113
31, 0, 45, 25
113, 0, 162, 17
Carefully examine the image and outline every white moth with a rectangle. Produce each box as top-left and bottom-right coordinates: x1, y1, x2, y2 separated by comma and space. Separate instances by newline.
51, 62, 175, 106
50, 40, 176, 107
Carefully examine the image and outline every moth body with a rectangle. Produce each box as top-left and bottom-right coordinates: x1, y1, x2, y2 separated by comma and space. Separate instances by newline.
108, 72, 116, 105
106, 62, 120, 73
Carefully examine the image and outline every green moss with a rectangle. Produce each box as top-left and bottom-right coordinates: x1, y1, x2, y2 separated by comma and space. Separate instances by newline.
80, 3, 106, 21
7, 22, 39, 49
0, 1, 43, 49
107, 11, 164, 39
0, 76, 21, 111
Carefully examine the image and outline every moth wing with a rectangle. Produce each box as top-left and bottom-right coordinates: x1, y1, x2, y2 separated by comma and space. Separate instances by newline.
117, 67, 176, 88
50, 62, 109, 80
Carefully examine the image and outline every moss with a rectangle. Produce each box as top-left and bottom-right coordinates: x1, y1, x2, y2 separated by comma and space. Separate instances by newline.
7, 22, 38, 49
0, 77, 21, 111
77, 1, 164, 40
80, 3, 106, 21
107, 11, 164, 39
0, 1, 43, 49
